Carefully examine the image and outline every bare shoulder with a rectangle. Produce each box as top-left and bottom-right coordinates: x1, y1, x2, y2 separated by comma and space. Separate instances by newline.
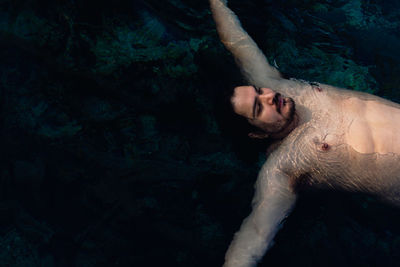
261, 123, 319, 188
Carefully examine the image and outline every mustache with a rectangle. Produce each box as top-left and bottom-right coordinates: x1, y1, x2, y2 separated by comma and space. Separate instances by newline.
273, 93, 281, 105
273, 93, 281, 113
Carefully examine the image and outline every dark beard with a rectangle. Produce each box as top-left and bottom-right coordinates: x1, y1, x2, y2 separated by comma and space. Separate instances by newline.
285, 97, 296, 121
268, 98, 296, 135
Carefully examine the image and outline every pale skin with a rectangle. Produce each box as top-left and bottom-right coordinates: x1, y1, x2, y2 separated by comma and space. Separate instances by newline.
209, 0, 400, 266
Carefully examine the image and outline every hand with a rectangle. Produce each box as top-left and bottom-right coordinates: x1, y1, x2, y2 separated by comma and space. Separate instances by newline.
210, 0, 228, 6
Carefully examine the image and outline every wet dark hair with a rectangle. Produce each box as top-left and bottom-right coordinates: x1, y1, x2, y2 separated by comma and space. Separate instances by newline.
214, 84, 272, 162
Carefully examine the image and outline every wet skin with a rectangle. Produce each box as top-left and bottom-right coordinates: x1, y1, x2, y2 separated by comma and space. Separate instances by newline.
231, 86, 296, 136
209, 0, 400, 266
226, 79, 400, 267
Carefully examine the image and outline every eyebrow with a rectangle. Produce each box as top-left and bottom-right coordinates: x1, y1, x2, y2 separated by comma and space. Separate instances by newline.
252, 85, 260, 119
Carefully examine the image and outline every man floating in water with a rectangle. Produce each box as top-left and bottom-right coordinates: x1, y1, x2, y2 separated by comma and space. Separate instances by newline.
209, 0, 400, 266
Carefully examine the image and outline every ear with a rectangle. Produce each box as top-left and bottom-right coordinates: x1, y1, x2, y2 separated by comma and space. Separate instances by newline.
248, 131, 269, 139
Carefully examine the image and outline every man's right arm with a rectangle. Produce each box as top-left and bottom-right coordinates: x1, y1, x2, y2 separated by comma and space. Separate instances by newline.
223, 157, 297, 267
209, 0, 282, 88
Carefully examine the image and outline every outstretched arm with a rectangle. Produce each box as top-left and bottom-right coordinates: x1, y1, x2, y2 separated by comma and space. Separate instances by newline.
224, 159, 297, 267
209, 0, 282, 88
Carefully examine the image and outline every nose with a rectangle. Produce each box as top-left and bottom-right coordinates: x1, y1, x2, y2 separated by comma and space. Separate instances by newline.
258, 90, 275, 106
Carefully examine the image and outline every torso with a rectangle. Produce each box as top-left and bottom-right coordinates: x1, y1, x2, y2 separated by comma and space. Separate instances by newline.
343, 97, 400, 154
276, 81, 400, 205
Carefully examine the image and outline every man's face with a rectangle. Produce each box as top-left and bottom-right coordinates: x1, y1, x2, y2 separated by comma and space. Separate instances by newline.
231, 86, 296, 134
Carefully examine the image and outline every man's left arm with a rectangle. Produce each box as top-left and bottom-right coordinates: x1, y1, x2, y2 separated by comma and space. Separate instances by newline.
224, 159, 297, 267
209, 0, 282, 88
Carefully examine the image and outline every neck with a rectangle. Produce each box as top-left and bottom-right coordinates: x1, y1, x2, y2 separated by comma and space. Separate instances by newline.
269, 113, 300, 139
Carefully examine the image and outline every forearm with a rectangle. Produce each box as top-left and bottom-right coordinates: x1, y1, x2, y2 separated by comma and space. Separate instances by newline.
209, 0, 281, 86
223, 168, 297, 267
223, 217, 270, 267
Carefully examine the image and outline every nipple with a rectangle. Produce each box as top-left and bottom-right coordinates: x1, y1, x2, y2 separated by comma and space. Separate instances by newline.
309, 81, 322, 92
321, 143, 329, 151
313, 137, 331, 152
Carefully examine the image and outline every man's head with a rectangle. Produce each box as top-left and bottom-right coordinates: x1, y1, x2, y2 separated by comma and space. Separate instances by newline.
230, 86, 296, 138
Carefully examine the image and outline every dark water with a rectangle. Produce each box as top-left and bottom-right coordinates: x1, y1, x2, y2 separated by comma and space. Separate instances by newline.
0, 0, 400, 266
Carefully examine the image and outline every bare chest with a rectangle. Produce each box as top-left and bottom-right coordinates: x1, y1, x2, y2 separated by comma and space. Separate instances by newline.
343, 98, 400, 154
289, 90, 400, 198
298, 119, 400, 196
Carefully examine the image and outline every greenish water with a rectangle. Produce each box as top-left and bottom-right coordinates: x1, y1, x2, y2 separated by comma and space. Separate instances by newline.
0, 0, 399, 266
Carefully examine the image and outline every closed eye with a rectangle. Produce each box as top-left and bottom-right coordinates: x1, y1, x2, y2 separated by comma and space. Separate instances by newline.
256, 102, 262, 117
252, 85, 262, 119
